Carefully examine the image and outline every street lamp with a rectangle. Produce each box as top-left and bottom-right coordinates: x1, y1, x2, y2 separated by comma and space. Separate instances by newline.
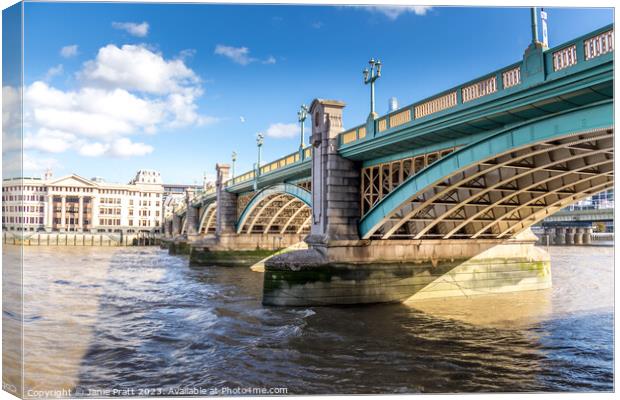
256, 132, 264, 174
297, 104, 309, 151
231, 151, 237, 180
363, 58, 382, 118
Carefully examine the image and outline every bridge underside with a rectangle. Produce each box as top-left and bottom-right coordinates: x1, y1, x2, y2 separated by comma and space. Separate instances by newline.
237, 192, 311, 235
364, 128, 613, 240
199, 202, 217, 235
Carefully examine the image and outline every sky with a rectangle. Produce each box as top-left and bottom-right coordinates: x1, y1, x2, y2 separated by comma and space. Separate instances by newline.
2, 3, 614, 184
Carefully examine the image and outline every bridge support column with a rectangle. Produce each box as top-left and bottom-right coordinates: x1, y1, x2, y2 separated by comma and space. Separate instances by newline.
583, 228, 593, 245
172, 214, 181, 237
574, 228, 584, 245
555, 228, 566, 245
215, 163, 237, 236
306, 98, 360, 245
185, 189, 199, 240
565, 228, 575, 245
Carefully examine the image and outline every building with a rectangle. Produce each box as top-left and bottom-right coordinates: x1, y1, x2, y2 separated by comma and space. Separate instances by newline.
2, 170, 164, 233
566, 189, 614, 211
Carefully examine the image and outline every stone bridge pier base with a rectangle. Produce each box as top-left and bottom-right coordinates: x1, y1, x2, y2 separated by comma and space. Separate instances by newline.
263, 99, 552, 306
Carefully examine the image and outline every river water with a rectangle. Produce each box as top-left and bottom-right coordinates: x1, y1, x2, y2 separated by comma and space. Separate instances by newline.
2, 244, 614, 395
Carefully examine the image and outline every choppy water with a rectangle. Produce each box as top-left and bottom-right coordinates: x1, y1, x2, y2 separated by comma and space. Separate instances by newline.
2, 244, 614, 395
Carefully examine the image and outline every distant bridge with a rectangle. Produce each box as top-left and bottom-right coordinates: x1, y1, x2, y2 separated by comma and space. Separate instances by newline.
543, 207, 613, 223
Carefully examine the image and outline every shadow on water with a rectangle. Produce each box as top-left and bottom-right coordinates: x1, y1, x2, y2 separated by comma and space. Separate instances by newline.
69, 247, 612, 394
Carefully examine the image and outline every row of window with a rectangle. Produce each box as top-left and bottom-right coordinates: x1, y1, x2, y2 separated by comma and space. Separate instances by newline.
2, 186, 163, 197
2, 205, 45, 213
2, 195, 45, 202
100, 207, 122, 215
2, 186, 46, 192
2, 216, 44, 224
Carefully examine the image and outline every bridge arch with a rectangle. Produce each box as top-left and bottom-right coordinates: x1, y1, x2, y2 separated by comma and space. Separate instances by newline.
198, 202, 217, 235
236, 183, 312, 234
359, 102, 614, 240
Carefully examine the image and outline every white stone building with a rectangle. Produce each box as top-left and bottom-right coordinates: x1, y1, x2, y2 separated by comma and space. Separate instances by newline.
2, 170, 164, 233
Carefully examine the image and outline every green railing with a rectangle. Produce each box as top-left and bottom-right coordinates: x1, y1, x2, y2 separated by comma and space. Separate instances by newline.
339, 24, 614, 147
225, 145, 312, 188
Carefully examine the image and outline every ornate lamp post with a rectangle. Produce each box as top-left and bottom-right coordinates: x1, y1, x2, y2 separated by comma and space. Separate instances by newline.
231, 151, 237, 181
363, 58, 382, 119
297, 104, 309, 151
256, 132, 264, 175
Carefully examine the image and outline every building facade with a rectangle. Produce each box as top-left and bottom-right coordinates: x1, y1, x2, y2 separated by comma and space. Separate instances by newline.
2, 170, 164, 233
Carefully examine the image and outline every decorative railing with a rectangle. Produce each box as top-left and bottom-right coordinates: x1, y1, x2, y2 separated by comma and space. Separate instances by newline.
462, 76, 497, 103
389, 109, 412, 128
225, 145, 313, 188
260, 151, 300, 174
230, 170, 255, 185
552, 44, 577, 71
502, 66, 521, 89
414, 91, 458, 119
584, 29, 614, 60
340, 124, 367, 145
336, 25, 612, 148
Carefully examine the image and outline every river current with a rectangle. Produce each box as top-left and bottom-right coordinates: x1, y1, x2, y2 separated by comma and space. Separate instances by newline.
2, 244, 614, 395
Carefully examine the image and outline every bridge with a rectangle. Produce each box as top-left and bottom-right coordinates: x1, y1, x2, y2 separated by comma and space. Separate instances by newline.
542, 207, 613, 224
164, 19, 614, 306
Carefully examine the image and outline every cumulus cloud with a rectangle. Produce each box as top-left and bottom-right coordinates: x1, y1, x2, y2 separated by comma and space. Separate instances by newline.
22, 43, 216, 165
112, 21, 149, 37
2, 152, 61, 176
214, 45, 277, 66
44, 64, 64, 81
80, 44, 199, 94
265, 122, 298, 139
214, 45, 253, 65
60, 45, 78, 58
24, 128, 75, 153
2, 85, 21, 136
77, 138, 153, 158
364, 6, 433, 20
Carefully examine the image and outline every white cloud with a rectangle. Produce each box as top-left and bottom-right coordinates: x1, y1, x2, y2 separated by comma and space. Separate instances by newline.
3, 152, 61, 176
80, 44, 199, 95
214, 45, 253, 65
44, 64, 64, 81
77, 138, 153, 158
364, 6, 432, 20
265, 122, 298, 139
25, 82, 164, 138
60, 45, 78, 58
2, 85, 21, 135
108, 138, 153, 157
21, 43, 216, 164
112, 21, 149, 37
214, 45, 276, 66
78, 142, 108, 157
24, 128, 75, 153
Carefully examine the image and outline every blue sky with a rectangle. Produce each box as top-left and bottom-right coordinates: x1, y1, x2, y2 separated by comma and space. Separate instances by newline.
10, 3, 614, 184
